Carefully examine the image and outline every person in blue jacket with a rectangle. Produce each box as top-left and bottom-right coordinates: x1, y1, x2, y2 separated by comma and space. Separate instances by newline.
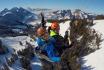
35, 27, 60, 62
48, 21, 68, 56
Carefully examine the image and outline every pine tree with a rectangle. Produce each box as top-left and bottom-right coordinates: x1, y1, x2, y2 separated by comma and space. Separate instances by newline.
61, 18, 101, 70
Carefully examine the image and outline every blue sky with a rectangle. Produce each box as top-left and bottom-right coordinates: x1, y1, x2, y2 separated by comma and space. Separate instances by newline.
0, 0, 104, 14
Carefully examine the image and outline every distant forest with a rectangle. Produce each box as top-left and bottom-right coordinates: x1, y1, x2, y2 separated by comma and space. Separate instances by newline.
95, 15, 104, 20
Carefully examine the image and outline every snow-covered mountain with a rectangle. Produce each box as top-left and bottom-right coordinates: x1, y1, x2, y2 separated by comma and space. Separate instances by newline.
27, 8, 73, 20
73, 9, 95, 19
27, 8, 95, 20
0, 7, 38, 36
0, 7, 38, 25
0, 7, 95, 37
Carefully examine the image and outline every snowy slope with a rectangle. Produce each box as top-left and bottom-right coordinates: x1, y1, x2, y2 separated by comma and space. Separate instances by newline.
1, 20, 104, 70
81, 20, 104, 70
0, 36, 42, 70
59, 21, 70, 37
0, 36, 30, 51
47, 20, 104, 70
0, 20, 70, 70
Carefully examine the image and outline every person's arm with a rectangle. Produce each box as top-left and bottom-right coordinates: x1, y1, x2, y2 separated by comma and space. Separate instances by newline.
41, 13, 46, 28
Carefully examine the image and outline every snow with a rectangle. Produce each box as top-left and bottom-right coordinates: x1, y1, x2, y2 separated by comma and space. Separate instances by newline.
0, 36, 42, 70
81, 20, 104, 70
47, 20, 104, 70
59, 21, 70, 37
0, 20, 70, 70
1, 20, 104, 70
29, 20, 41, 26
0, 36, 30, 51
2, 12, 12, 16
31, 56, 42, 70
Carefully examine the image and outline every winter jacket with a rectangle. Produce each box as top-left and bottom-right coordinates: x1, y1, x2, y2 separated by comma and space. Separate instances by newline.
50, 30, 65, 56
35, 37, 60, 62
50, 30, 58, 37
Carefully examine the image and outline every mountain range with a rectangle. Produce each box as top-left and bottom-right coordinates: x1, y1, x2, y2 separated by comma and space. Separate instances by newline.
0, 7, 95, 36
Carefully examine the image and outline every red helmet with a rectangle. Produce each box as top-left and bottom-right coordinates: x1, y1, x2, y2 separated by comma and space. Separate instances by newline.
51, 22, 59, 30
37, 27, 46, 36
